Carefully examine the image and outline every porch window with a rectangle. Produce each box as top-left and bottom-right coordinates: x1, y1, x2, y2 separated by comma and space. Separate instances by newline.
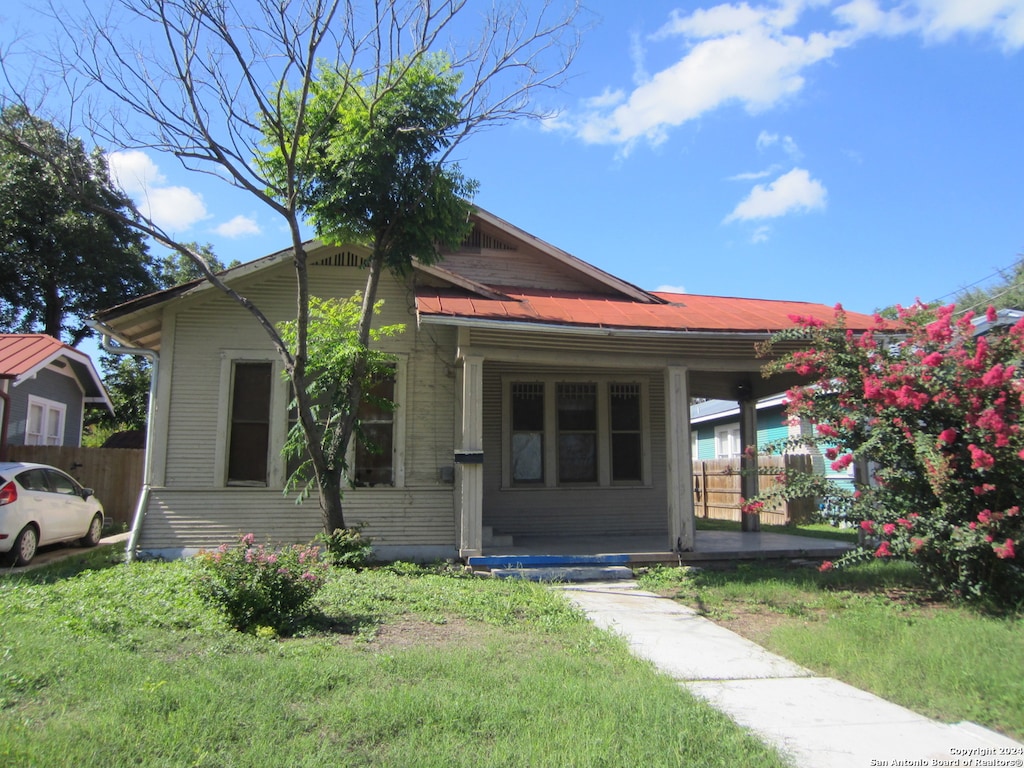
354, 367, 396, 487
506, 378, 648, 488
26, 396, 65, 446
227, 362, 272, 486
511, 382, 544, 483
610, 383, 642, 483
557, 383, 597, 483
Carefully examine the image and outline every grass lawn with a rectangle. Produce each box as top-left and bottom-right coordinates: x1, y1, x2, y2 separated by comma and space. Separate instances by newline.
638, 560, 1024, 742
0, 547, 790, 768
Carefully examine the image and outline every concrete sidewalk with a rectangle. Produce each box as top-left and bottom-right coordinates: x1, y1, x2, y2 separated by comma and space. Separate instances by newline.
562, 581, 1022, 768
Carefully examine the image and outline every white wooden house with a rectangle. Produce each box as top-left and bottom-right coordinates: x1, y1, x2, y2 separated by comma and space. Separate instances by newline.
93, 208, 882, 560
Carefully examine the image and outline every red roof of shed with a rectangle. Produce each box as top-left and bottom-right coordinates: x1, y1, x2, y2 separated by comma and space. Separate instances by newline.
0, 334, 70, 378
416, 288, 885, 334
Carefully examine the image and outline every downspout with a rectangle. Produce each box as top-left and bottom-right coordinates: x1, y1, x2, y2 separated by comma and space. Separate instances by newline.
87, 320, 158, 563
0, 384, 10, 462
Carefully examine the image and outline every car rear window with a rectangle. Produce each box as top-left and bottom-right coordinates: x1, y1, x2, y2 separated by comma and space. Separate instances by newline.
17, 469, 50, 492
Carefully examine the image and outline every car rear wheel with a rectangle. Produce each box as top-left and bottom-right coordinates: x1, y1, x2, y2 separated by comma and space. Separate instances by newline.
81, 514, 103, 547
12, 525, 38, 567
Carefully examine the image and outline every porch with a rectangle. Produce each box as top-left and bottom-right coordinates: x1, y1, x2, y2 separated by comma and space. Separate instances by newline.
474, 530, 853, 568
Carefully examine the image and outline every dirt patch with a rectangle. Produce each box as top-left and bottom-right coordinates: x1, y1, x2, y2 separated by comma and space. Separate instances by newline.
332, 615, 493, 652
709, 607, 803, 647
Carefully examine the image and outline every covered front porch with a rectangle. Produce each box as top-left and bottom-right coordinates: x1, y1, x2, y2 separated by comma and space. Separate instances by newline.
474, 530, 853, 567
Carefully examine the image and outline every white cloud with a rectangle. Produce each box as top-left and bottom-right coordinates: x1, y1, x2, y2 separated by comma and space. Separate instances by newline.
729, 168, 777, 180
751, 225, 772, 243
141, 186, 209, 232
756, 130, 801, 158
571, 0, 1024, 150
574, 3, 852, 148
655, 284, 687, 294
107, 150, 209, 232
724, 167, 827, 222
108, 150, 166, 196
214, 215, 262, 238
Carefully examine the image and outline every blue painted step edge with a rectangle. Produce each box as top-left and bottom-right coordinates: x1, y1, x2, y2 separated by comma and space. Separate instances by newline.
467, 553, 631, 568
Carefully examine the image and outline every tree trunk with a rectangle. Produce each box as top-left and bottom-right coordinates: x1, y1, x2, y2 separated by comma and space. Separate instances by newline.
319, 466, 346, 532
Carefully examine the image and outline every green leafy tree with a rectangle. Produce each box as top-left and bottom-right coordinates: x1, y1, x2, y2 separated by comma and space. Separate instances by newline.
754, 304, 1024, 606
92, 355, 151, 431
2, 0, 580, 533
262, 55, 476, 528
278, 295, 404, 502
154, 242, 238, 288
0, 105, 155, 345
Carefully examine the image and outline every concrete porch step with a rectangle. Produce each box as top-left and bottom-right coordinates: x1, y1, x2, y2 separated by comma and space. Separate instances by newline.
487, 565, 634, 582
467, 553, 631, 569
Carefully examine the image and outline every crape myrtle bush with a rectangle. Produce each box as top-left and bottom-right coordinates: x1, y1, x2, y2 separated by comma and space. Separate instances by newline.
753, 303, 1024, 606
195, 533, 330, 635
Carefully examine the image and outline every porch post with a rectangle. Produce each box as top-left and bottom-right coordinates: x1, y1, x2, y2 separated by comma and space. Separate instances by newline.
739, 393, 761, 532
665, 366, 695, 552
456, 353, 485, 557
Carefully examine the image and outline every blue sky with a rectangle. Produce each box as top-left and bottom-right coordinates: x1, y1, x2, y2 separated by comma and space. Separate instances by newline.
5, 0, 1024, 318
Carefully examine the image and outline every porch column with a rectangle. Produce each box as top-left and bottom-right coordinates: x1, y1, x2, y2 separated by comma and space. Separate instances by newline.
665, 366, 695, 552
456, 353, 484, 557
738, 391, 761, 532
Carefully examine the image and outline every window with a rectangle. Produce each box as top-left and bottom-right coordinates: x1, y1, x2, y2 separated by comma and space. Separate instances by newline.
715, 425, 741, 459
227, 362, 273, 486
511, 383, 544, 483
557, 383, 597, 483
354, 367, 396, 487
26, 396, 65, 446
506, 378, 648, 488
610, 383, 642, 483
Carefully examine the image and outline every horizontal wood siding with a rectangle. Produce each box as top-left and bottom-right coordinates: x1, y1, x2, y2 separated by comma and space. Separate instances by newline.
148, 258, 456, 551
437, 247, 612, 293
138, 487, 455, 551
481, 362, 668, 538
8, 368, 85, 446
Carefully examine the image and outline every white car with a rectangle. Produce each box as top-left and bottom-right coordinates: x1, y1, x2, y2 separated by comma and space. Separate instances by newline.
0, 461, 105, 567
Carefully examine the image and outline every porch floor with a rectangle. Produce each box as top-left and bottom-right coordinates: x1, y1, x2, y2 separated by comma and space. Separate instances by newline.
481, 530, 853, 566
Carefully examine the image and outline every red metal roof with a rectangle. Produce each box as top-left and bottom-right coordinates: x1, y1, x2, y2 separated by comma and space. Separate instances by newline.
0, 334, 71, 378
416, 288, 887, 334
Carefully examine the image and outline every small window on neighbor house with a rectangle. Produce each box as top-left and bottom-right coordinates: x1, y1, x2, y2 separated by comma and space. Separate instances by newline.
715, 425, 742, 459
511, 382, 544, 483
354, 367, 396, 487
557, 382, 597, 483
26, 396, 66, 446
227, 362, 272, 486
610, 383, 642, 483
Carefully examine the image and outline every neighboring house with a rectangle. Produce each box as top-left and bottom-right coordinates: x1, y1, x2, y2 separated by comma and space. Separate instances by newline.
690, 395, 855, 493
92, 207, 883, 561
0, 334, 113, 454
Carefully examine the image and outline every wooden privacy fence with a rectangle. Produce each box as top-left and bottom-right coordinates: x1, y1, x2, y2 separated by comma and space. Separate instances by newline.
7, 446, 144, 529
692, 455, 815, 526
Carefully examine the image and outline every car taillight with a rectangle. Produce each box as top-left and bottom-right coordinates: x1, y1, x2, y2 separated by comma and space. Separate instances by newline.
0, 481, 16, 506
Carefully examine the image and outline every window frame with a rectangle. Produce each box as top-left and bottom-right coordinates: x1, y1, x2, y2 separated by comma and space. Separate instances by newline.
25, 395, 66, 446
215, 351, 290, 489
714, 424, 742, 459
501, 375, 651, 490
283, 354, 408, 491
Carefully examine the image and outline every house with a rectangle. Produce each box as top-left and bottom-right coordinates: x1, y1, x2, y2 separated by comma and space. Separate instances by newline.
690, 395, 855, 493
0, 334, 113, 457
92, 207, 883, 561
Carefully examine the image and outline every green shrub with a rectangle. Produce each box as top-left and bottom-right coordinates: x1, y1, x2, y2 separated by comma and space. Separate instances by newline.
314, 526, 373, 568
756, 303, 1024, 606
195, 533, 329, 635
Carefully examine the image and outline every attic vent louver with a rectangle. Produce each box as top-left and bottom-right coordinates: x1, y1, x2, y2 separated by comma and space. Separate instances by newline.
313, 251, 365, 267
462, 228, 517, 251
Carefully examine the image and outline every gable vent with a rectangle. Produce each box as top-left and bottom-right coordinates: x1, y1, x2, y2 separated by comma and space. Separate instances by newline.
313, 251, 365, 267
462, 228, 517, 251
